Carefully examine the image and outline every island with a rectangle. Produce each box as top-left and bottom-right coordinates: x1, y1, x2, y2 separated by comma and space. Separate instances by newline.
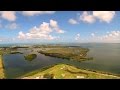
24, 54, 37, 61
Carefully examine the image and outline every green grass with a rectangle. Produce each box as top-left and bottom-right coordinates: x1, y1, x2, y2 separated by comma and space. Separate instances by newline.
0, 55, 5, 79
21, 64, 120, 79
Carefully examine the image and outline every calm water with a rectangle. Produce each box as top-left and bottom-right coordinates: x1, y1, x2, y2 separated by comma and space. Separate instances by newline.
2, 43, 120, 78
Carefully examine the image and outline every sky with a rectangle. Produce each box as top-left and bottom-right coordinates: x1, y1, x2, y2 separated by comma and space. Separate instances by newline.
0, 11, 120, 44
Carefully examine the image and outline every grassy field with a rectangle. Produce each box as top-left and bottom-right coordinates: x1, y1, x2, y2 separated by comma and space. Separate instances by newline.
0, 55, 5, 79
38, 46, 93, 62
21, 64, 120, 79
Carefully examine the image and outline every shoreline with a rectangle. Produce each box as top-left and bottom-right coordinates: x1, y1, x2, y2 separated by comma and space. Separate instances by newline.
1, 45, 120, 79
0, 55, 5, 79
38, 46, 93, 62
20, 63, 120, 79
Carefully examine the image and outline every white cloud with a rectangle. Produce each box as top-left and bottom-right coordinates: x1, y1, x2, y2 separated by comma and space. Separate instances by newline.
80, 11, 96, 23
50, 19, 58, 28
18, 20, 65, 40
68, 18, 78, 24
88, 31, 120, 43
75, 33, 80, 40
5, 23, 19, 30
101, 31, 120, 41
56, 29, 65, 33
18, 31, 26, 39
93, 11, 115, 23
70, 11, 115, 24
74, 31, 120, 43
22, 11, 55, 16
0, 11, 55, 21
0, 11, 16, 21
50, 19, 65, 33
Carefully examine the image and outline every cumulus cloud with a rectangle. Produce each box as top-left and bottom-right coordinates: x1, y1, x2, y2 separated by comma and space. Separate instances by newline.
80, 11, 96, 23
89, 31, 120, 43
22, 11, 55, 16
18, 20, 65, 40
101, 31, 120, 42
75, 31, 120, 43
0, 11, 55, 22
75, 33, 80, 40
68, 18, 78, 24
50, 19, 65, 33
18, 31, 26, 39
56, 29, 65, 33
0, 11, 16, 21
5, 23, 19, 30
93, 11, 115, 23
70, 11, 115, 24
50, 19, 58, 28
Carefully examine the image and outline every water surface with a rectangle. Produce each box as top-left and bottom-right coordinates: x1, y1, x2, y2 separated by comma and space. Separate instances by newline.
3, 43, 120, 78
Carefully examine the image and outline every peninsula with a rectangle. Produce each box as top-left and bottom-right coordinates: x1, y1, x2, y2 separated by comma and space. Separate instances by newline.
38, 45, 93, 62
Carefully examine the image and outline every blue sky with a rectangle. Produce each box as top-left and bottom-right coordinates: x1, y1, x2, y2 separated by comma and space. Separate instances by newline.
0, 11, 120, 44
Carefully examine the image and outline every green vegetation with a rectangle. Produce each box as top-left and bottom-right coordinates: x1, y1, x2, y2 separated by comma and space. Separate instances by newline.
43, 73, 54, 79
9, 51, 23, 54
0, 55, 5, 79
24, 54, 37, 61
38, 46, 93, 62
21, 64, 120, 79
0, 47, 27, 55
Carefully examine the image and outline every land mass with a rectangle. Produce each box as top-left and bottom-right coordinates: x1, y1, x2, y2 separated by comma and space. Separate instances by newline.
24, 54, 37, 61
0, 55, 5, 79
21, 64, 120, 79
0, 45, 119, 79
38, 45, 93, 62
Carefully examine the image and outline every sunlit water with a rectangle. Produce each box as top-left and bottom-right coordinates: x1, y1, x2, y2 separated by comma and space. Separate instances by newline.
2, 43, 120, 78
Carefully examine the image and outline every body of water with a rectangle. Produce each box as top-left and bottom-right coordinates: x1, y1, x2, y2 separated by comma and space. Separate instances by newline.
2, 43, 120, 78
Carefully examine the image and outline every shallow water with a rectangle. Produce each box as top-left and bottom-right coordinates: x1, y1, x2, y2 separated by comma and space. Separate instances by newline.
2, 43, 120, 78
77, 43, 120, 74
